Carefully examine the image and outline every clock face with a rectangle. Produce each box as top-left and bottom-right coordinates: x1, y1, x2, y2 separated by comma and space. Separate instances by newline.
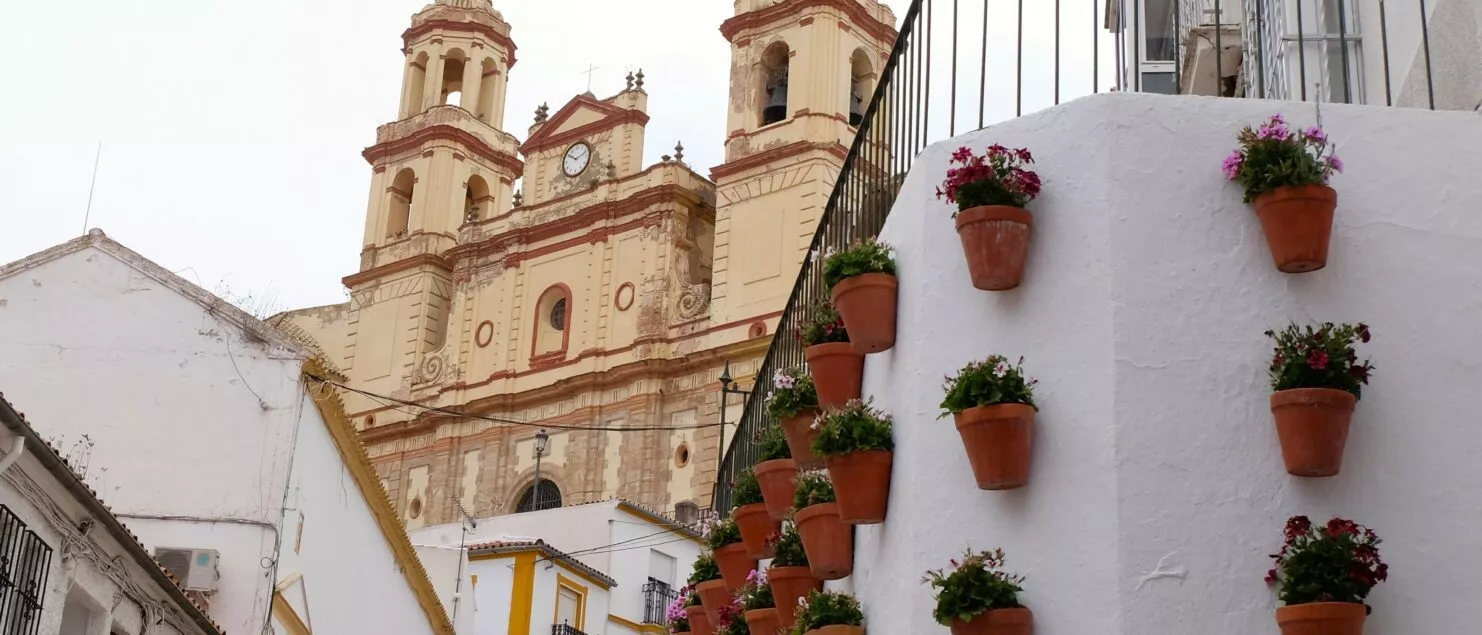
562, 142, 591, 177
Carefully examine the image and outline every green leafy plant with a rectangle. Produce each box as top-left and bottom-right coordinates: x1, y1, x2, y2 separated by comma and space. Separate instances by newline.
733, 468, 764, 506
939, 355, 1038, 416
793, 470, 837, 509
936, 144, 1042, 212
1224, 114, 1342, 203
791, 590, 864, 634
819, 238, 897, 289
706, 518, 743, 551
1266, 323, 1373, 398
688, 553, 722, 585
1267, 516, 1387, 607
740, 569, 775, 611
812, 399, 894, 458
924, 548, 1026, 625
768, 523, 810, 568
760, 423, 791, 461
766, 367, 820, 419
796, 299, 849, 346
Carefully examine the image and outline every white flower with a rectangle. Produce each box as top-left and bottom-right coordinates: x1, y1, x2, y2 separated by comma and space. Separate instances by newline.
993, 362, 1008, 377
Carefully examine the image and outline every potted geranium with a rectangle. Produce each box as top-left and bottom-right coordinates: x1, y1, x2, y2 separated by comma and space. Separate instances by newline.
792, 471, 853, 580
1224, 114, 1343, 273
798, 300, 863, 409
682, 585, 715, 635
813, 399, 893, 525
940, 355, 1038, 490
731, 468, 780, 559
767, 367, 823, 469
925, 548, 1033, 635
767, 524, 823, 628
821, 238, 898, 354
691, 553, 728, 628
792, 590, 865, 635
667, 589, 693, 635
1267, 516, 1387, 635
936, 144, 1041, 291
738, 570, 780, 635
714, 594, 747, 635
1266, 323, 1373, 476
707, 519, 757, 592
754, 423, 798, 520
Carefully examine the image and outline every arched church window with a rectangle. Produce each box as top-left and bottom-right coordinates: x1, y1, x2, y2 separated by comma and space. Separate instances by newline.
761, 42, 791, 126
516, 480, 562, 513
533, 285, 571, 358
440, 49, 467, 108
849, 49, 875, 127
550, 298, 567, 330
387, 168, 415, 238
477, 58, 499, 124
404, 52, 429, 117
465, 175, 491, 222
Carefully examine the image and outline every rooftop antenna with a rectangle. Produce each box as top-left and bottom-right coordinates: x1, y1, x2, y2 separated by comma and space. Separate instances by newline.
451, 498, 478, 625
81, 141, 102, 234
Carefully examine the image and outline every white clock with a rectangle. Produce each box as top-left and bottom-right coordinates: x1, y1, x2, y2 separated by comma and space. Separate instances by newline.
562, 142, 591, 177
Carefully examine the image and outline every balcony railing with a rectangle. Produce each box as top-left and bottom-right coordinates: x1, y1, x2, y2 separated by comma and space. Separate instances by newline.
0, 505, 52, 635
643, 580, 680, 625
552, 624, 589, 635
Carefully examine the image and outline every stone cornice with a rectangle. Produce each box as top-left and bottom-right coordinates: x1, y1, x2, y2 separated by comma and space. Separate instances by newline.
342, 253, 453, 289
362, 123, 524, 177
519, 94, 651, 155
710, 140, 850, 182
403, 19, 518, 68
721, 0, 898, 45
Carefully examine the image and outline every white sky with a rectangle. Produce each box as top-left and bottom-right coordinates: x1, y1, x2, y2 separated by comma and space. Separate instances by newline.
0, 0, 1108, 313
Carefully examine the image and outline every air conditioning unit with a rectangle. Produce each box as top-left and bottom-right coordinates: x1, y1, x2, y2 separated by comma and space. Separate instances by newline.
154, 547, 221, 592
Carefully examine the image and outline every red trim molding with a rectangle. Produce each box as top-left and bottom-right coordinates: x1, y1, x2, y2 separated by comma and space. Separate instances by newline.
720, 0, 898, 45
342, 254, 453, 288
520, 95, 651, 155
614, 282, 635, 311
363, 125, 524, 176
403, 20, 519, 68
711, 140, 851, 181
529, 284, 573, 365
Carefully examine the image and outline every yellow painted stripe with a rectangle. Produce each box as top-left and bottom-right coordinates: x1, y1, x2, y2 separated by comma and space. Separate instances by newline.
508, 552, 537, 635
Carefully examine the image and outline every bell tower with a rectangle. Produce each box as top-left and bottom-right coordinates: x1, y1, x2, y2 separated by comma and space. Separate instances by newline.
340, 0, 524, 395
706, 0, 897, 342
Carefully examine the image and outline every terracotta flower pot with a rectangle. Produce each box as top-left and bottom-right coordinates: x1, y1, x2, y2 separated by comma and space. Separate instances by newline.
805, 343, 864, 409
824, 449, 892, 524
781, 411, 824, 470
829, 273, 898, 354
768, 566, 823, 629
809, 626, 865, 635
754, 458, 798, 520
955, 205, 1032, 291
1253, 184, 1338, 274
950, 607, 1035, 635
696, 580, 729, 627
675, 632, 693, 635
1276, 602, 1366, 635
794, 503, 853, 580
1271, 388, 1356, 477
714, 543, 758, 592
687, 603, 716, 635
745, 607, 782, 635
734, 503, 781, 559
953, 404, 1035, 490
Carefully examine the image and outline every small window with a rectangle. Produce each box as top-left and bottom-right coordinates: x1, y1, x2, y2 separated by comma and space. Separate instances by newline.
673, 442, 690, 468
550, 298, 567, 330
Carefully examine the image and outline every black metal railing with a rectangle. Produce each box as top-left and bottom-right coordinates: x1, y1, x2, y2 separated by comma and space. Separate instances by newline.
552, 623, 589, 635
0, 506, 52, 635
642, 579, 679, 625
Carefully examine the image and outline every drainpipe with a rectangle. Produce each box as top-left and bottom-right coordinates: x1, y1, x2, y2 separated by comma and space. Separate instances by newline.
0, 435, 25, 476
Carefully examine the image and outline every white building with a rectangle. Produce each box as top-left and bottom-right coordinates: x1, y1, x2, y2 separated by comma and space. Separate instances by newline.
0, 394, 221, 635
0, 231, 452, 634
1111, 0, 1482, 109
412, 500, 702, 635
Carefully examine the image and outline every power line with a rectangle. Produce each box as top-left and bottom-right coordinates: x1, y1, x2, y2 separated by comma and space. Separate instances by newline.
310, 374, 725, 433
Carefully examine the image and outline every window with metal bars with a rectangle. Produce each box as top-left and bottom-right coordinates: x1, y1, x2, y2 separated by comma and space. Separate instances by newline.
0, 505, 52, 635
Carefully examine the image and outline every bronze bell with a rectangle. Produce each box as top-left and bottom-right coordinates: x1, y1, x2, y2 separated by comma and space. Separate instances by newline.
763, 82, 788, 125
849, 88, 865, 126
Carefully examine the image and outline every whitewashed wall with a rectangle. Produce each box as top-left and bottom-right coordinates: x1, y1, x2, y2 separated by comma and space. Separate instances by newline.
846, 92, 1482, 634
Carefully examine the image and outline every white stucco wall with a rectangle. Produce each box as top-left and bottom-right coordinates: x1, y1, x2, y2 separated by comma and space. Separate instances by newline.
418, 545, 477, 634
606, 506, 698, 624
847, 92, 1482, 634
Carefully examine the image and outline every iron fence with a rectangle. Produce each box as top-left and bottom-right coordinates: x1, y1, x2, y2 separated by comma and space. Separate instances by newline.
642, 579, 679, 625
0, 505, 51, 635
551, 624, 589, 635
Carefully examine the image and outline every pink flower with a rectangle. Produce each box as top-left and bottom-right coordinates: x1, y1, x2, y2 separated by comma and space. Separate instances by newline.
1221, 151, 1245, 180
1304, 126, 1327, 143
1307, 350, 1329, 370
1257, 122, 1291, 141
1326, 155, 1344, 174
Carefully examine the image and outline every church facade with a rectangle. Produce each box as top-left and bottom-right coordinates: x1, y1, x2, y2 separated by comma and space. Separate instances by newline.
276, 0, 896, 529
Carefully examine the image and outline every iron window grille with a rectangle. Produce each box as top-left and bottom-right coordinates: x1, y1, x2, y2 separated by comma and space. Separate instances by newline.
0, 505, 52, 635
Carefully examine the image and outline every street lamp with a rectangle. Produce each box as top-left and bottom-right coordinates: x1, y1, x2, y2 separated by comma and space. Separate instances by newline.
716, 361, 751, 501
533, 428, 550, 510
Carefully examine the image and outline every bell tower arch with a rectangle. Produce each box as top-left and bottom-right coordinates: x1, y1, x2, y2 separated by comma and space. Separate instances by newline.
707, 0, 897, 343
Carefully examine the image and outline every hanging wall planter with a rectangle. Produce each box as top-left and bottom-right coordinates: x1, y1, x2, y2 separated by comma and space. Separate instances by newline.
754, 425, 799, 520
767, 367, 824, 470
739, 570, 780, 635
937, 144, 1041, 291
731, 469, 780, 559
926, 548, 1033, 635
793, 590, 866, 635
814, 400, 894, 524
940, 356, 1038, 490
707, 519, 758, 592
792, 472, 853, 580
667, 588, 697, 635
689, 553, 728, 627
686, 604, 715, 635
1268, 515, 1387, 635
798, 299, 863, 409
1264, 323, 1373, 477
768, 525, 824, 629
1224, 114, 1344, 273
821, 239, 898, 354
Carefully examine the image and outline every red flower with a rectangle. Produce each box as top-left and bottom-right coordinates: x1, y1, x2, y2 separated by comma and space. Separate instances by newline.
1325, 517, 1358, 537
1307, 350, 1329, 370
1357, 323, 1371, 343
1265, 569, 1279, 584
1284, 515, 1312, 540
